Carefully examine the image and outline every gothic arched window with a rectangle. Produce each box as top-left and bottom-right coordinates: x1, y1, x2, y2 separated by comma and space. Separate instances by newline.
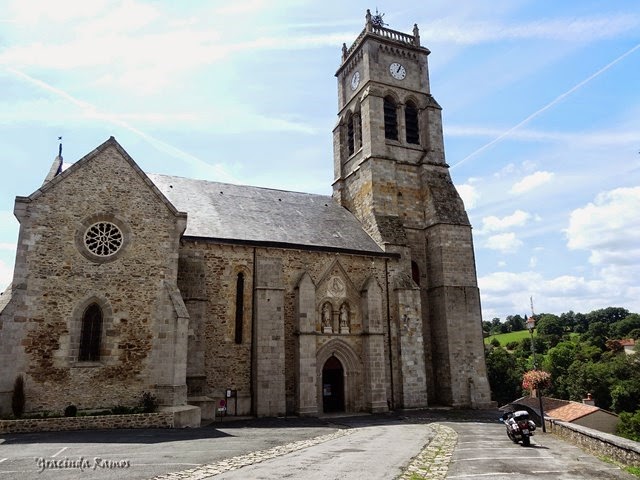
347, 113, 355, 155
405, 101, 420, 144
79, 304, 102, 361
411, 261, 421, 286
235, 272, 245, 344
384, 96, 398, 140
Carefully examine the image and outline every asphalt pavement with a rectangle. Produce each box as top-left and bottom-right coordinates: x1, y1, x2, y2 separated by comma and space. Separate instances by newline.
0, 410, 636, 480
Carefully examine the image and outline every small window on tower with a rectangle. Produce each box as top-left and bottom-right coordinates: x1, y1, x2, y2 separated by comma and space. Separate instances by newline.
411, 261, 421, 286
384, 96, 398, 140
405, 101, 420, 144
347, 113, 355, 155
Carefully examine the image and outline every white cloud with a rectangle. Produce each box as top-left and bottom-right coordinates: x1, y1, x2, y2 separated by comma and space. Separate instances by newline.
457, 183, 479, 209
0, 243, 16, 252
428, 14, 640, 44
446, 125, 640, 147
480, 209, 531, 233
510, 171, 554, 194
0, 259, 13, 292
479, 269, 640, 320
484, 232, 523, 253
566, 187, 640, 265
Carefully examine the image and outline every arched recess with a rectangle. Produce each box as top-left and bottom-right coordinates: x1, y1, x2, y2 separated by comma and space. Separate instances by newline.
231, 265, 252, 344
316, 339, 363, 413
383, 94, 399, 141
70, 295, 114, 364
405, 99, 420, 145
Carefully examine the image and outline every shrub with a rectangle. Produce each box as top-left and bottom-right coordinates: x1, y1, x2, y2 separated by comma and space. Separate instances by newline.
64, 405, 77, 417
11, 375, 25, 418
617, 410, 640, 442
111, 405, 136, 415
490, 338, 501, 348
141, 391, 159, 413
505, 341, 519, 350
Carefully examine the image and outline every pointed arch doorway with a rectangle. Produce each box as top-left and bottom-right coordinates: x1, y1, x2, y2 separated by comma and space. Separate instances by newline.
322, 356, 345, 413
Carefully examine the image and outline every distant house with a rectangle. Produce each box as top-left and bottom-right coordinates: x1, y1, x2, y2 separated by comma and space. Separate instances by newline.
507, 395, 619, 435
620, 338, 637, 355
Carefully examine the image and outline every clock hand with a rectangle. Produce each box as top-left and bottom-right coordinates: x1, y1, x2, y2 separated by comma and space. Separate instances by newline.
396, 65, 402, 73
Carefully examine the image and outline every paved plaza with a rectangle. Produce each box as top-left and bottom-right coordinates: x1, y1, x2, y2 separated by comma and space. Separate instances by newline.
0, 410, 635, 479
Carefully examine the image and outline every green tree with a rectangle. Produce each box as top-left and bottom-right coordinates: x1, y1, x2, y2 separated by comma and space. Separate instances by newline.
617, 410, 640, 442
611, 381, 640, 413
485, 346, 524, 405
573, 312, 589, 333
505, 314, 525, 332
536, 313, 564, 347
543, 340, 578, 398
559, 311, 577, 332
586, 307, 629, 325
610, 314, 640, 339
583, 321, 610, 350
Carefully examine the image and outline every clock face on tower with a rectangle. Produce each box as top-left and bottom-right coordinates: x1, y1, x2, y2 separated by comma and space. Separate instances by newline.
350, 71, 360, 90
389, 62, 406, 80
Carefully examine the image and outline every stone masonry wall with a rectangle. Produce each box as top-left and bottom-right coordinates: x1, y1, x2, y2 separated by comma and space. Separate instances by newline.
181, 241, 401, 415
0, 412, 174, 434
1, 143, 184, 413
547, 419, 640, 468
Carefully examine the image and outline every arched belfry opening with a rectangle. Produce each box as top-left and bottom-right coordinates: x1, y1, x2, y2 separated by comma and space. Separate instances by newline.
322, 356, 344, 413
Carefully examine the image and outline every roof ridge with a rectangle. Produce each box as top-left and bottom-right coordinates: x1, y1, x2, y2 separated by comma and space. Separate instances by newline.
148, 173, 333, 199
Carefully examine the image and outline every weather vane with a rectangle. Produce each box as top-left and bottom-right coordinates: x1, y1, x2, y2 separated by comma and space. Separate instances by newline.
371, 8, 387, 27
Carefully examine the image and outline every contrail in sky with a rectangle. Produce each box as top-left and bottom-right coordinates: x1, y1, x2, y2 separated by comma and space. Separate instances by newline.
5, 67, 237, 181
451, 42, 640, 170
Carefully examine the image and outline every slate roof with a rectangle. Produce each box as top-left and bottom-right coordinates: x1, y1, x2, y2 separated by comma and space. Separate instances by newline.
147, 174, 385, 255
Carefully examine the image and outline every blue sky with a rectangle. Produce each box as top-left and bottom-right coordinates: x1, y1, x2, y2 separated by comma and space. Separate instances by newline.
1, 0, 639, 321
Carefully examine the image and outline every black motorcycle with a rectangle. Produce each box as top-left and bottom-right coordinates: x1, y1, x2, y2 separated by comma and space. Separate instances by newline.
501, 410, 536, 446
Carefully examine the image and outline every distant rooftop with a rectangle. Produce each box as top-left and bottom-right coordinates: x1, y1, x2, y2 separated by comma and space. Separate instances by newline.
510, 396, 616, 423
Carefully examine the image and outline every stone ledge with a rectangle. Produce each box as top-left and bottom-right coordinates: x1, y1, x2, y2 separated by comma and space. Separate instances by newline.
0, 411, 175, 434
547, 419, 640, 467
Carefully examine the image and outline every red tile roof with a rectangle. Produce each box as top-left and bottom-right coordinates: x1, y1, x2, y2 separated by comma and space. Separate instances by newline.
510, 396, 610, 422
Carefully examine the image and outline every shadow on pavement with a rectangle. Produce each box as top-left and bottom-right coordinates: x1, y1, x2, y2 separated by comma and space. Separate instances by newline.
0, 407, 503, 445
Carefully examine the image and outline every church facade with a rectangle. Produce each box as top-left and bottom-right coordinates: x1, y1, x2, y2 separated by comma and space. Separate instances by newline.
0, 11, 492, 422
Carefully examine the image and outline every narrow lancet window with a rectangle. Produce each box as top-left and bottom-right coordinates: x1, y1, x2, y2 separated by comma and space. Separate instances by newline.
79, 304, 102, 361
347, 113, 355, 155
384, 96, 398, 140
235, 272, 245, 344
405, 101, 420, 144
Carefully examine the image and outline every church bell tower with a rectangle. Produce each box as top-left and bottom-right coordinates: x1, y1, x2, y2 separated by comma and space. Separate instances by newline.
333, 10, 493, 408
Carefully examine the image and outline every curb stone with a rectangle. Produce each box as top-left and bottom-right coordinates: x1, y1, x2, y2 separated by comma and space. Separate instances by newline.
398, 423, 458, 480
149, 428, 353, 480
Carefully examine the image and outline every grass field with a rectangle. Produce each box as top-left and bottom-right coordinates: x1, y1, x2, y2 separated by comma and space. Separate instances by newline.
484, 329, 536, 346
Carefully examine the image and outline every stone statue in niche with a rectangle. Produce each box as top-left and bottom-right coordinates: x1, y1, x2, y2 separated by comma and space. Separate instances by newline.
322, 302, 333, 333
339, 303, 350, 333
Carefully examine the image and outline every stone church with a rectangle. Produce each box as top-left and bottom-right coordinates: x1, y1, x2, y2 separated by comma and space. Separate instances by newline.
0, 11, 492, 424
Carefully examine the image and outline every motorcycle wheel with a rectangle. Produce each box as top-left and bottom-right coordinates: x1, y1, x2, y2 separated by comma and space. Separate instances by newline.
522, 435, 531, 447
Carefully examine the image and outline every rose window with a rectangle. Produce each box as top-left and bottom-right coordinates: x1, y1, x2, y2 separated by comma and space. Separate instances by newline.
84, 222, 123, 257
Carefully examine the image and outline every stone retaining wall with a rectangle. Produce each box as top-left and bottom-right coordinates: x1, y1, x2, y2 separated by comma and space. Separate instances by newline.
546, 418, 640, 467
0, 412, 174, 434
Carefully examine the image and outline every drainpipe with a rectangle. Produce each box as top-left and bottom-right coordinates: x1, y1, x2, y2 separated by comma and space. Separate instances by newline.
250, 247, 257, 416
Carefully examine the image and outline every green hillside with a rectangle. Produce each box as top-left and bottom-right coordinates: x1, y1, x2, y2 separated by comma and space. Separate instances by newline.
484, 329, 535, 346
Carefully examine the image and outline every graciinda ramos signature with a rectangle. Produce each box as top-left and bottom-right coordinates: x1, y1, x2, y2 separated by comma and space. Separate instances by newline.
35, 456, 130, 473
